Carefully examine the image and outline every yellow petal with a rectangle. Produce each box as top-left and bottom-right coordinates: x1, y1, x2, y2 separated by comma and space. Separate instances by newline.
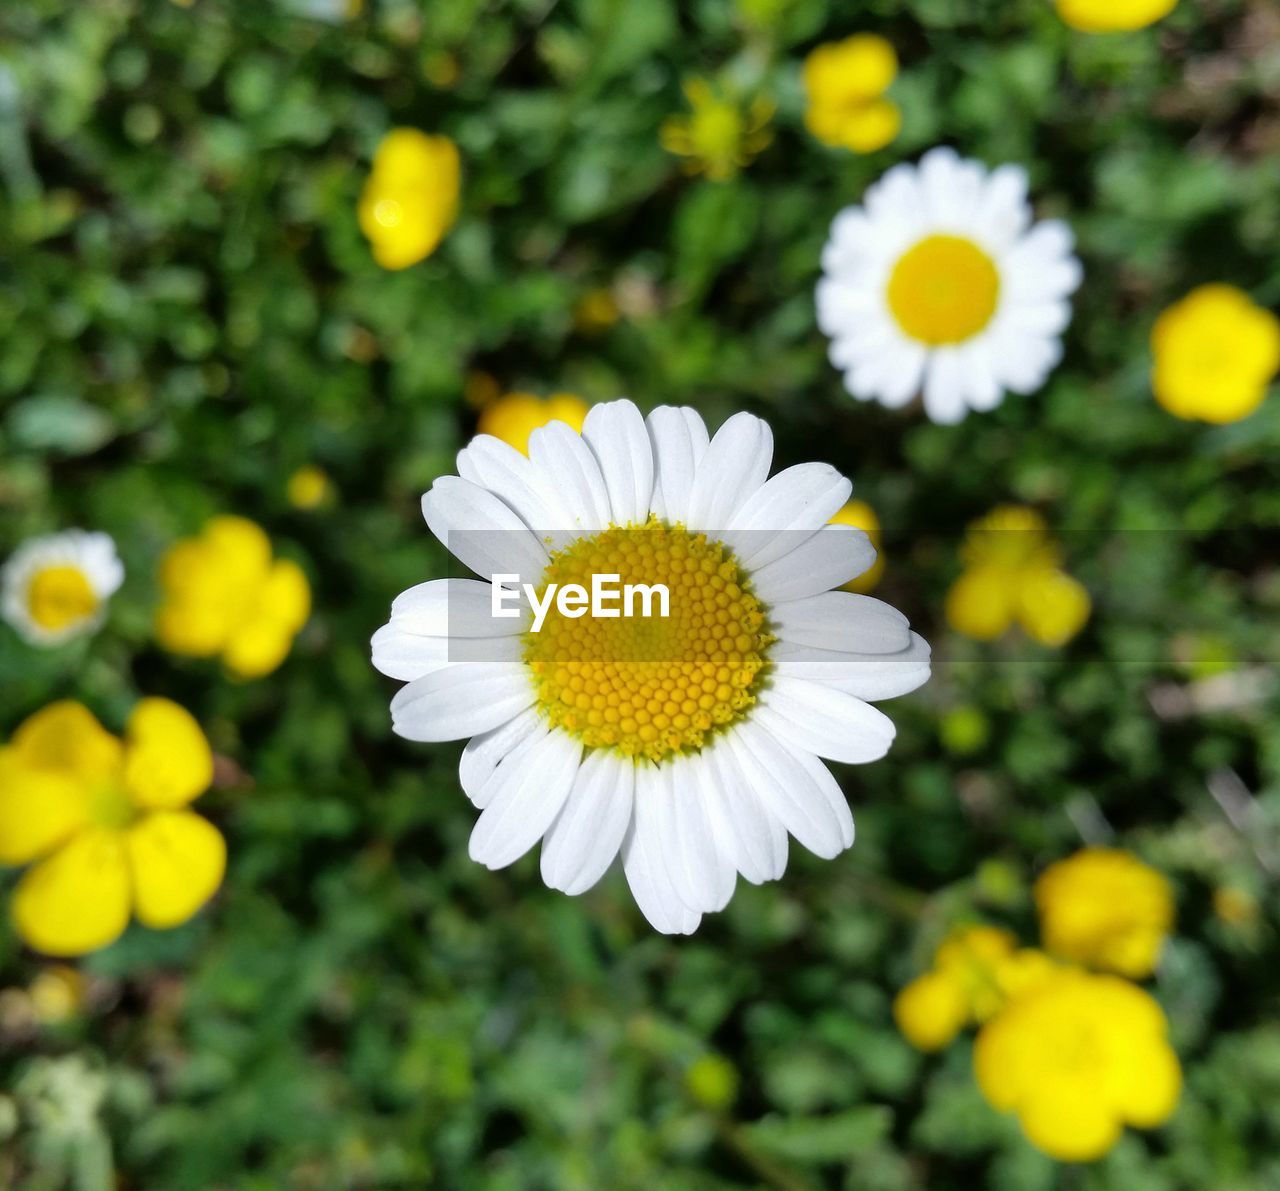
11, 828, 131, 956
1118, 1038, 1181, 1128
260, 559, 311, 634
11, 701, 122, 785
0, 749, 89, 864
945, 567, 1017, 640
126, 811, 226, 929
1017, 569, 1091, 647
892, 971, 968, 1052
122, 698, 214, 810
222, 619, 295, 678
1017, 1076, 1123, 1162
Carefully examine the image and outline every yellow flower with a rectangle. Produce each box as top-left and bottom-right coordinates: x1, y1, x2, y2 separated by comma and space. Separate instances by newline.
1, 531, 123, 648
155, 516, 310, 679
803, 35, 901, 153
28, 966, 86, 1024
1035, 848, 1174, 978
829, 500, 884, 592
1055, 0, 1178, 33
894, 925, 1060, 1052
287, 465, 334, 511
0, 700, 224, 957
476, 392, 590, 455
660, 79, 773, 181
358, 128, 461, 270
946, 506, 1090, 647
573, 288, 621, 335
975, 970, 1181, 1161
1151, 285, 1280, 424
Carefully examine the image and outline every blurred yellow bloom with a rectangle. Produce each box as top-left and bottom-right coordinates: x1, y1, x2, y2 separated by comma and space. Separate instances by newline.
156, 516, 310, 679
287, 465, 334, 511
1055, 0, 1178, 32
0, 699, 224, 957
477, 391, 590, 455
1151, 285, 1280, 424
1035, 848, 1174, 978
893, 969, 968, 1052
28, 966, 86, 1024
894, 925, 1059, 1052
358, 128, 460, 270
946, 505, 1090, 647
803, 35, 901, 153
660, 79, 773, 181
975, 970, 1181, 1161
573, 288, 621, 335
685, 1053, 739, 1109
829, 500, 884, 592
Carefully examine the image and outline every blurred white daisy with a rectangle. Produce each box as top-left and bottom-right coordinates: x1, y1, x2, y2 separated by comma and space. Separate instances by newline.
1, 530, 124, 646
817, 147, 1082, 424
373, 399, 929, 934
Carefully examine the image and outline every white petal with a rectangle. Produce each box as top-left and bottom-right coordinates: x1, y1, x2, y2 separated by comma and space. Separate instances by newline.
773, 631, 932, 702
527, 421, 611, 532
459, 708, 545, 807
388, 578, 527, 637
457, 435, 571, 534
687, 412, 772, 531
663, 756, 735, 912
726, 464, 852, 570
422, 476, 548, 584
756, 678, 896, 765
371, 624, 452, 681
389, 663, 534, 742
703, 740, 788, 883
646, 405, 710, 524
730, 722, 853, 858
623, 763, 702, 934
749, 525, 878, 605
922, 349, 969, 425
468, 728, 582, 869
772, 591, 911, 654
582, 399, 654, 527
540, 750, 635, 894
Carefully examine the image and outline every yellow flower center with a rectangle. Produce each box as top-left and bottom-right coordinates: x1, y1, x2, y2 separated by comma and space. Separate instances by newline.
88, 783, 137, 831
27, 565, 99, 631
523, 519, 772, 762
887, 234, 1001, 346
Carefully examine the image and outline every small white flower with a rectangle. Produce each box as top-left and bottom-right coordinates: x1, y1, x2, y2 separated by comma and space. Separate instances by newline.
372, 400, 930, 934
1, 530, 124, 647
817, 146, 1083, 424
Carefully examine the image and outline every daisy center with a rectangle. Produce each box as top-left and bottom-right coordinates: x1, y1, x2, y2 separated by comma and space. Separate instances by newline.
887, 234, 1000, 346
522, 518, 773, 763
27, 565, 99, 631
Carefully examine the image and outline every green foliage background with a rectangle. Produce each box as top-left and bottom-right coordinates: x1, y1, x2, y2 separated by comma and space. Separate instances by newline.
2, 0, 1279, 1186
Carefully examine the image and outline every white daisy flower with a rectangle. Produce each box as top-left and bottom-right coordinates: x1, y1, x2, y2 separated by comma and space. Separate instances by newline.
1, 530, 124, 646
817, 146, 1083, 424
372, 400, 930, 934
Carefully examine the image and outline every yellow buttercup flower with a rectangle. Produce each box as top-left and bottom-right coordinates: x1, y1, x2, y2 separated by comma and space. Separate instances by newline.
287, 465, 334, 511
0, 700, 224, 957
155, 516, 310, 679
660, 79, 773, 181
946, 506, 1090, 647
1055, 0, 1177, 32
1151, 285, 1280, 424
1035, 848, 1174, 978
803, 35, 901, 153
829, 500, 884, 592
358, 128, 461, 270
476, 392, 590, 455
894, 925, 1059, 1051
975, 970, 1181, 1161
